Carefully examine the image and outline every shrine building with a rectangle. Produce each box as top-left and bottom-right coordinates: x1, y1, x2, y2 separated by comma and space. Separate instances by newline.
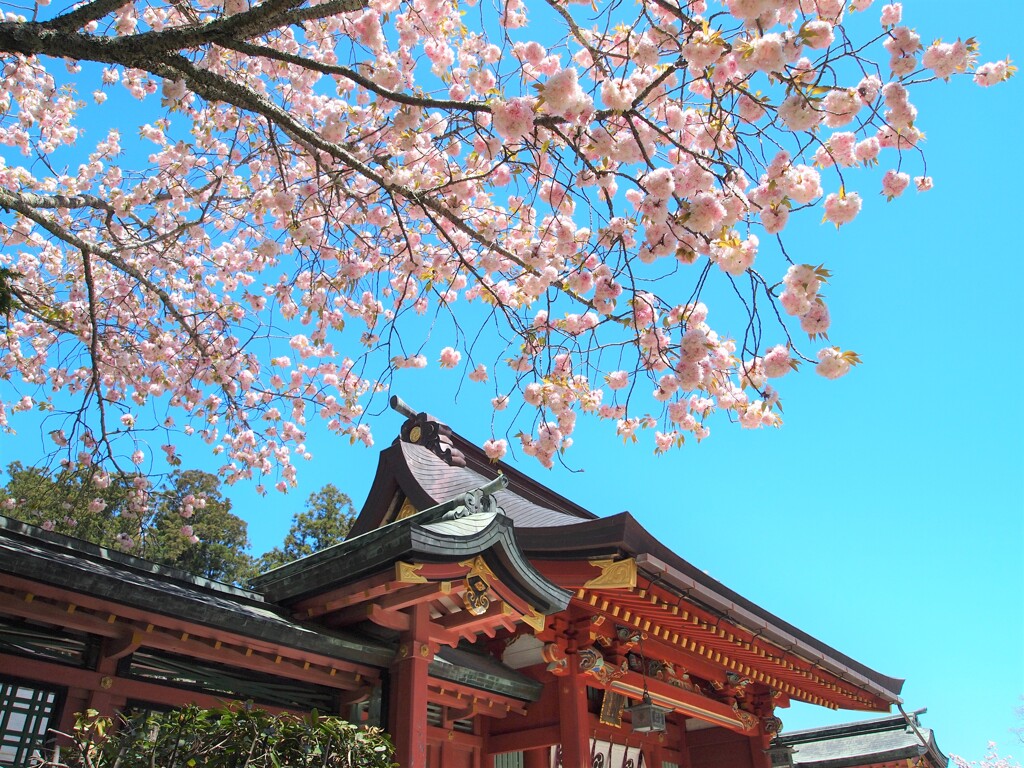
0, 401, 941, 768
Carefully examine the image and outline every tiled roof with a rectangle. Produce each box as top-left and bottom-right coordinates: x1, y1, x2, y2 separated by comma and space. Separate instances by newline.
775, 714, 946, 768
0, 515, 393, 666
402, 441, 590, 527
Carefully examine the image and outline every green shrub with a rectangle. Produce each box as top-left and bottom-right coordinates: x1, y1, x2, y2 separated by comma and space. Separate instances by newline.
43, 704, 395, 768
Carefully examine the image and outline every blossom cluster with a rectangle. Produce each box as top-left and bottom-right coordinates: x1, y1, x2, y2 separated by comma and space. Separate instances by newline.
0, 0, 1012, 496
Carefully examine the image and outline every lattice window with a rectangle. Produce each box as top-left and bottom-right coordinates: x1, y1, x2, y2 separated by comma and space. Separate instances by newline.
0, 680, 61, 768
495, 751, 524, 768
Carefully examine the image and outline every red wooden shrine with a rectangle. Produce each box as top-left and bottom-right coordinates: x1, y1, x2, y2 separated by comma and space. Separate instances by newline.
0, 402, 931, 768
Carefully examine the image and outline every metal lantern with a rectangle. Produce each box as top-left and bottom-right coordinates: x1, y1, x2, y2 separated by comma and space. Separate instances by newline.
629, 692, 667, 733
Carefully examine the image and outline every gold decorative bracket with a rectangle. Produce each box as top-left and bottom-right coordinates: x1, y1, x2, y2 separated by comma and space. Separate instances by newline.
584, 558, 638, 590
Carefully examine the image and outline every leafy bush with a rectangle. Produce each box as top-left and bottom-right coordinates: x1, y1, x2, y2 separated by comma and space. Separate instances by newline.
43, 704, 395, 768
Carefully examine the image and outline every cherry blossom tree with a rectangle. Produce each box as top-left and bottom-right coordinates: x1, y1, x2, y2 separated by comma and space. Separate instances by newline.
953, 743, 1021, 768
0, 0, 1013, 498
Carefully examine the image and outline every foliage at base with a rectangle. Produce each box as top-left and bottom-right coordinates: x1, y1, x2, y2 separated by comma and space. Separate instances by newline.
42, 704, 395, 768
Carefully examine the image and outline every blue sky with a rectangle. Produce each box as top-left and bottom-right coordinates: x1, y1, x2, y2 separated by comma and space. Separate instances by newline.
230, 1, 1022, 759
2, 0, 1022, 762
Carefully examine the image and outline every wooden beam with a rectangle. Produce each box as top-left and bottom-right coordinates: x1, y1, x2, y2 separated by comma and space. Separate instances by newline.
291, 571, 401, 618
435, 603, 516, 638
608, 673, 752, 734
533, 559, 636, 589
100, 632, 142, 662
327, 582, 454, 627
0, 588, 377, 689
3, 577, 330, 663
428, 684, 527, 718
487, 724, 561, 754
0, 589, 129, 639
0, 652, 295, 715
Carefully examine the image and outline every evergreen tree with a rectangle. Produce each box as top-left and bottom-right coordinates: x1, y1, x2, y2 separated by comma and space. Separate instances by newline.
1, 464, 255, 584
257, 485, 356, 571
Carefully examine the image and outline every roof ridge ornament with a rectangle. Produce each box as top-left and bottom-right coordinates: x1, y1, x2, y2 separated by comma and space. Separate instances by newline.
390, 395, 467, 468
415, 475, 509, 525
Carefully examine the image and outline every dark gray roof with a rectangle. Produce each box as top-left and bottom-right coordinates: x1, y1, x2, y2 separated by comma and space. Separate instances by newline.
431, 646, 543, 701
401, 441, 590, 528
775, 714, 947, 768
351, 408, 905, 709
250, 484, 572, 616
0, 515, 392, 667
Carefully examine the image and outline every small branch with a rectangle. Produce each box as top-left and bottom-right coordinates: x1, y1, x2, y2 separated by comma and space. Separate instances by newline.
41, 0, 133, 33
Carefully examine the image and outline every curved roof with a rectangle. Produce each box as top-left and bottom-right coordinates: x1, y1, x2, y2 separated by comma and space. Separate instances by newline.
252, 482, 572, 617
345, 406, 905, 708
775, 713, 947, 768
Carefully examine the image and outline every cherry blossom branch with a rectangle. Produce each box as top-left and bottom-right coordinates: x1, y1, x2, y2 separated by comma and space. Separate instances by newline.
0, 189, 207, 351
40, 0, 133, 33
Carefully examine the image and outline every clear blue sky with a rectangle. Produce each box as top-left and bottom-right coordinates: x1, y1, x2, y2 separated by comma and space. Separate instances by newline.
235, 1, 1024, 759
2, 0, 1021, 763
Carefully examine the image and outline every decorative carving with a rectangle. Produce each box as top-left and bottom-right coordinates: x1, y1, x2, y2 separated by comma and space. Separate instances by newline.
399, 412, 467, 467
762, 715, 783, 735
521, 608, 547, 633
615, 625, 644, 646
395, 561, 428, 584
579, 646, 627, 684
456, 556, 496, 615
578, 646, 607, 678
443, 486, 501, 520
725, 672, 752, 689
733, 707, 758, 732
649, 660, 697, 692
395, 498, 419, 521
459, 555, 496, 580
583, 558, 637, 590
542, 642, 568, 675
463, 573, 491, 615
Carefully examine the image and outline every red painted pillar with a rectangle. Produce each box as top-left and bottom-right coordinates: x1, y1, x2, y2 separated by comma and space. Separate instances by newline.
749, 734, 772, 768
556, 655, 591, 768
523, 747, 551, 768
87, 640, 127, 718
647, 740, 665, 768
389, 604, 434, 768
676, 715, 693, 768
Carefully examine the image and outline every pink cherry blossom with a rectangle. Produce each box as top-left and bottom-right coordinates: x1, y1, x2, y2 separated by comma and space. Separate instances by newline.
879, 3, 901, 27
974, 59, 1013, 87
762, 345, 794, 378
541, 68, 590, 118
803, 21, 835, 50
881, 170, 910, 199
823, 190, 863, 226
492, 97, 536, 141
0, 0, 1011, 498
815, 347, 859, 379
438, 347, 462, 368
607, 371, 630, 390
483, 438, 507, 461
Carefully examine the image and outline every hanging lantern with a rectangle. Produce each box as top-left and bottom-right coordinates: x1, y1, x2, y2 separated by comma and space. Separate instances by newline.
628, 692, 667, 733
